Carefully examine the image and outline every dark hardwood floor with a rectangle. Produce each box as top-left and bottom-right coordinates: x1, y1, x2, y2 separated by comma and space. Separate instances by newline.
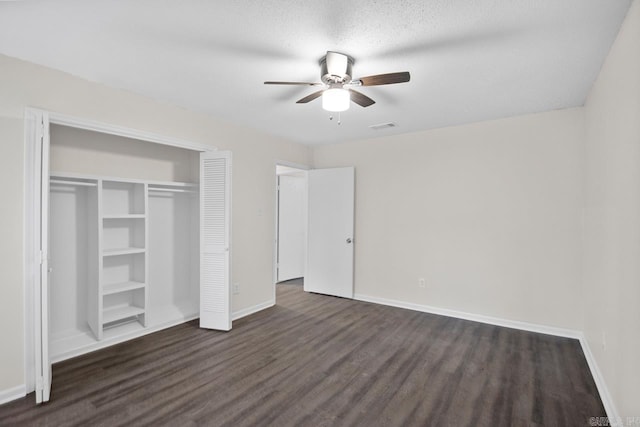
1, 282, 605, 426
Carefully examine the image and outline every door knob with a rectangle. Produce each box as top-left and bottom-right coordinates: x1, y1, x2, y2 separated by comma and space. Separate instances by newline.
346, 238, 352, 244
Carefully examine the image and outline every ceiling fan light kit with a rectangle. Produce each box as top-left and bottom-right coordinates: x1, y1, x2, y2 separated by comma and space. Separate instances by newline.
265, 51, 410, 115
322, 87, 350, 112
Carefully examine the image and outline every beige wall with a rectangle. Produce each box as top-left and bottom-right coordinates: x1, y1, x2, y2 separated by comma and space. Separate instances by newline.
583, 0, 640, 419
50, 125, 200, 183
0, 54, 311, 392
314, 108, 585, 330
0, 117, 27, 392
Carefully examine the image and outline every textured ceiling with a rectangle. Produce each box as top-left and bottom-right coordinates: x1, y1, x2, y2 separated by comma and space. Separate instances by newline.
0, 0, 633, 145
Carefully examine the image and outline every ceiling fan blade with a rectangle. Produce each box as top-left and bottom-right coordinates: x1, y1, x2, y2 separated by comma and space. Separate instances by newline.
296, 90, 324, 104
349, 89, 375, 107
357, 72, 410, 86
264, 81, 323, 86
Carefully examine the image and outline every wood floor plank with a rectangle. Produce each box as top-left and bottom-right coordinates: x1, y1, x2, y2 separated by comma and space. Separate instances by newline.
0, 281, 606, 426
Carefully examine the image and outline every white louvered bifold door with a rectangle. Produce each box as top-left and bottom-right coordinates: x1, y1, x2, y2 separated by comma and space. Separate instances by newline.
31, 110, 52, 403
199, 151, 232, 330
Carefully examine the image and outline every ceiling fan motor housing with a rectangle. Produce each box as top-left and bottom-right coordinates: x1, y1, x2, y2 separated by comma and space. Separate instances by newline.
321, 51, 354, 85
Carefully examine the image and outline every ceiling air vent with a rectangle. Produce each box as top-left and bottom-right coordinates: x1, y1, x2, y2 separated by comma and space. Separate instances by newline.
369, 122, 396, 131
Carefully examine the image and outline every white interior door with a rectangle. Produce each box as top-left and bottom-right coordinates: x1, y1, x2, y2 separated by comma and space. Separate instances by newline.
199, 151, 232, 331
277, 174, 306, 282
34, 111, 52, 403
305, 167, 355, 298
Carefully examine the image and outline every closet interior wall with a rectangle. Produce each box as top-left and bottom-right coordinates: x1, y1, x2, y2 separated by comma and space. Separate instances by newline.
49, 124, 200, 362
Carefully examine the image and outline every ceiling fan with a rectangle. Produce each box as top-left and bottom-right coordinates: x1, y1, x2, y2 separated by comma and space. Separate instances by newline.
264, 51, 410, 112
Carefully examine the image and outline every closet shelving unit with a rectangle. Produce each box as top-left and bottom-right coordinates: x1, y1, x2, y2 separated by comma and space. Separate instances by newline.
50, 171, 199, 353
99, 179, 148, 339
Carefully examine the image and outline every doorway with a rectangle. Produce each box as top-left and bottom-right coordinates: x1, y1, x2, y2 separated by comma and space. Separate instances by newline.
275, 164, 308, 290
273, 163, 356, 301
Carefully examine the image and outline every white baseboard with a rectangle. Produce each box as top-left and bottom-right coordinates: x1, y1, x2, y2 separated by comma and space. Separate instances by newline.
579, 336, 620, 426
354, 293, 618, 422
354, 293, 582, 338
0, 384, 26, 405
232, 299, 275, 321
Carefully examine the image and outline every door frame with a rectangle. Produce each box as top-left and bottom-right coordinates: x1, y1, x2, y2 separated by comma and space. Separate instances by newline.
273, 161, 309, 301
23, 107, 216, 398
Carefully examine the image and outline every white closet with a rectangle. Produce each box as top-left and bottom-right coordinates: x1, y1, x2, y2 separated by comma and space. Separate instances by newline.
46, 122, 221, 363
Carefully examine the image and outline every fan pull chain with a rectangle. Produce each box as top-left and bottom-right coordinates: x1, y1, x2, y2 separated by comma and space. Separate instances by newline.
328, 113, 342, 125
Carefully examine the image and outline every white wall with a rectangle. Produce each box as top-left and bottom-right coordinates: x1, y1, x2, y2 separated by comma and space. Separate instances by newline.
0, 53, 311, 394
583, 0, 640, 419
314, 108, 585, 330
277, 173, 306, 281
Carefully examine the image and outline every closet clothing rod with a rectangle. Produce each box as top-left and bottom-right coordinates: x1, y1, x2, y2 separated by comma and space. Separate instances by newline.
148, 187, 194, 193
50, 179, 98, 187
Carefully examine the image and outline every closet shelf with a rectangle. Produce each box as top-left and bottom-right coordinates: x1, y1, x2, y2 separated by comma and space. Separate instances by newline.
103, 247, 146, 257
50, 179, 98, 187
103, 281, 146, 296
102, 305, 145, 325
102, 214, 146, 219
